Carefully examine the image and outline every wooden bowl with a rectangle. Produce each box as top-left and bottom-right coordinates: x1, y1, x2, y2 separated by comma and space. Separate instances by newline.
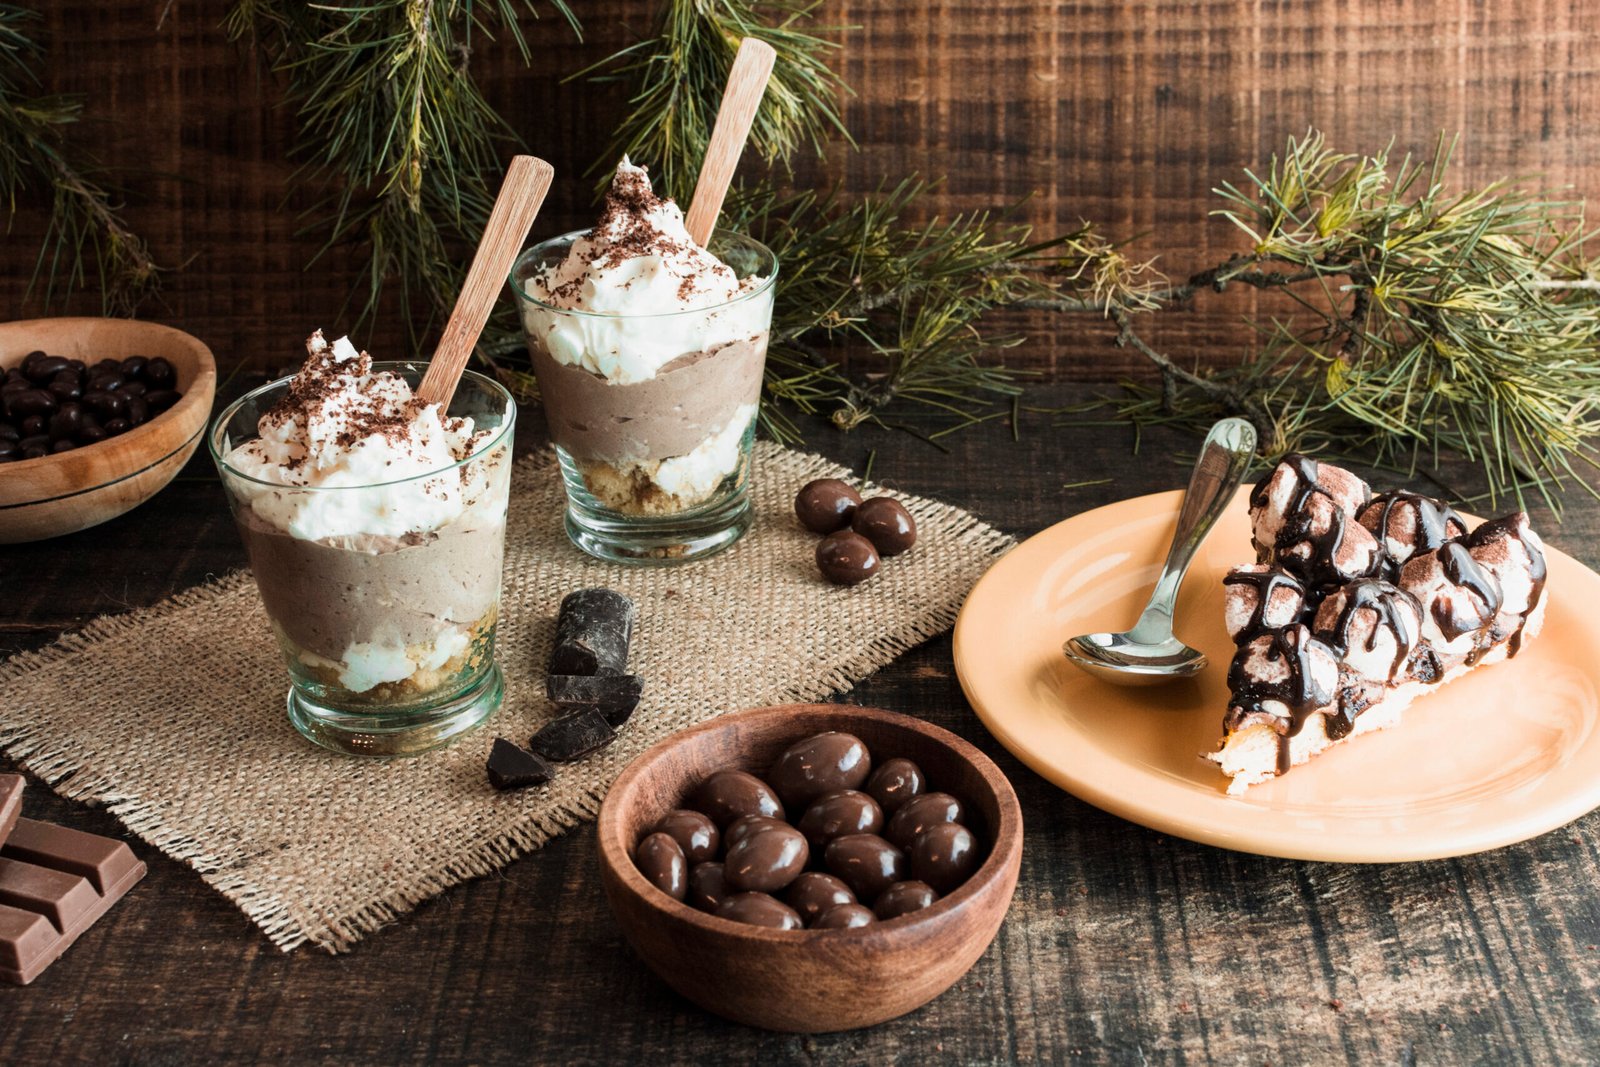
597, 703, 1024, 1032
0, 317, 217, 543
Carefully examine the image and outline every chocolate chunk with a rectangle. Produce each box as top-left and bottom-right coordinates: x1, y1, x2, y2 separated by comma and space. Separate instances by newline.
485, 738, 554, 791
549, 588, 637, 676
814, 902, 876, 929
795, 478, 863, 534
529, 709, 616, 762
545, 673, 644, 726
716, 891, 803, 930
816, 530, 880, 585
766, 731, 872, 810
634, 832, 688, 901
874, 880, 938, 920
0, 818, 147, 985
852, 496, 917, 556
908, 822, 980, 894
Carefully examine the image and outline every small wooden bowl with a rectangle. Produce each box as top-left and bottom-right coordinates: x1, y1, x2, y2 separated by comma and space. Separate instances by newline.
0, 317, 217, 543
597, 703, 1024, 1032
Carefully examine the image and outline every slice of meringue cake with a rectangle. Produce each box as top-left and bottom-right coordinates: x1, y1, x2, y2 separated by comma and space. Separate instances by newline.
1207, 455, 1548, 794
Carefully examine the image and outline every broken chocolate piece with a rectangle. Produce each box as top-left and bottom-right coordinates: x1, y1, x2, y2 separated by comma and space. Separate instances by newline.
550, 588, 636, 676
0, 817, 146, 985
546, 674, 645, 726
0, 775, 22, 846
486, 739, 555, 791
530, 709, 617, 762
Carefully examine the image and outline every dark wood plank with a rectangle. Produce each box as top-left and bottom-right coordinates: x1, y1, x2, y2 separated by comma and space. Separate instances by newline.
3, 383, 1599, 1063
1, 2, 1597, 379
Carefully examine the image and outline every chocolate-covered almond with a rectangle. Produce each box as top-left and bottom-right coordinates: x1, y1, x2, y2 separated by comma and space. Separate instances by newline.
874, 880, 938, 920
724, 823, 808, 893
797, 789, 884, 850
795, 478, 862, 534
815, 530, 880, 586
909, 822, 980, 894
687, 861, 728, 913
634, 832, 688, 901
814, 902, 876, 930
767, 731, 872, 811
785, 871, 856, 926
852, 496, 917, 556
823, 833, 905, 902
653, 809, 719, 864
723, 813, 789, 852
865, 757, 925, 814
688, 769, 783, 828
885, 791, 967, 850
717, 892, 803, 930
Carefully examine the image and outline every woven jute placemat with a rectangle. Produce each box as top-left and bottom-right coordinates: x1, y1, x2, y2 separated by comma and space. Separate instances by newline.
0, 442, 1012, 953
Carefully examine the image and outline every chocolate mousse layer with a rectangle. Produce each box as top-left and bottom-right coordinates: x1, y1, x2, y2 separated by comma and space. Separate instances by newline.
235, 504, 505, 662
529, 334, 768, 465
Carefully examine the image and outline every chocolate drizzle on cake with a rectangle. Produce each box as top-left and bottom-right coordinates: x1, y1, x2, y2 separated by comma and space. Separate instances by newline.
1465, 514, 1548, 657
1223, 626, 1338, 774
1359, 490, 1468, 580
1250, 453, 1375, 592
1318, 579, 1421, 683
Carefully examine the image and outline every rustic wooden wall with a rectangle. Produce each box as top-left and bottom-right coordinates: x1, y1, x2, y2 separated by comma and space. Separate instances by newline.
2, 1, 1595, 379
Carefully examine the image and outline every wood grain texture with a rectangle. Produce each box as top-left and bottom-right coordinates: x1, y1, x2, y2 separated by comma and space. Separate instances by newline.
2, 381, 1600, 1062
597, 703, 1023, 1032
2, 2, 1595, 382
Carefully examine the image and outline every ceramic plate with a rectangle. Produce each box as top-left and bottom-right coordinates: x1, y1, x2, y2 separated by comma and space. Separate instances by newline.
953, 488, 1600, 862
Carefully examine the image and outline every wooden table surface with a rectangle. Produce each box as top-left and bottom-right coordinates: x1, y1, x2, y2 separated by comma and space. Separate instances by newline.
3, 383, 1599, 1064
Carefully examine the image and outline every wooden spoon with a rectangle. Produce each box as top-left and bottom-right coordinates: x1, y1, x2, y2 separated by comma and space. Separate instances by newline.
416, 154, 555, 410
683, 38, 777, 247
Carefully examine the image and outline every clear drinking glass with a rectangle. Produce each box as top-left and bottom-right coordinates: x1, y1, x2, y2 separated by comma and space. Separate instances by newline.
209, 365, 515, 757
510, 230, 778, 564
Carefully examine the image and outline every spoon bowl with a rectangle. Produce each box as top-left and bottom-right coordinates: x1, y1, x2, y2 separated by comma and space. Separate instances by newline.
1061, 417, 1257, 686
1062, 631, 1207, 685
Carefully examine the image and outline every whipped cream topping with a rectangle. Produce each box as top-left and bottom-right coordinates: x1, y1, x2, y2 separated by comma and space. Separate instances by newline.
521, 158, 772, 384
225, 331, 496, 541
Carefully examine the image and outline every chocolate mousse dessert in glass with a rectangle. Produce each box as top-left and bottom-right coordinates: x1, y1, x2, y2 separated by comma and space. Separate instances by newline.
511, 158, 777, 564
210, 332, 515, 756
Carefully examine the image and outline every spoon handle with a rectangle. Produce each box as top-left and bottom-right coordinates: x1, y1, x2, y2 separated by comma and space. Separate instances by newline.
1128, 417, 1258, 643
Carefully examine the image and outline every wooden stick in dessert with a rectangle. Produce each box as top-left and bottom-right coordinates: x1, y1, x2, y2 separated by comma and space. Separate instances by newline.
417, 154, 555, 410
683, 37, 777, 247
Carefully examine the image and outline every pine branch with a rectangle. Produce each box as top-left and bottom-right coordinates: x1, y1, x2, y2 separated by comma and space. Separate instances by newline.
0, 5, 161, 314
577, 0, 851, 203
1084, 132, 1600, 509
225, 0, 580, 353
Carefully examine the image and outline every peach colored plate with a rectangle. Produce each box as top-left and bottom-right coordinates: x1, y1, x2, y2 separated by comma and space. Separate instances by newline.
953, 487, 1600, 862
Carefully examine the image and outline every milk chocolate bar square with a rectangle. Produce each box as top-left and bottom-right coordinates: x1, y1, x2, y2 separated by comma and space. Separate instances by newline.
0, 817, 147, 985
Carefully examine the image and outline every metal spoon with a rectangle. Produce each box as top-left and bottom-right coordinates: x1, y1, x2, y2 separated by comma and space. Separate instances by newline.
1063, 417, 1258, 685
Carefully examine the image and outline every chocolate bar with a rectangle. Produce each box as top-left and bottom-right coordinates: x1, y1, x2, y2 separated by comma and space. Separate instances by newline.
0, 817, 146, 985
546, 673, 644, 726
549, 588, 636, 676
0, 774, 21, 845
530, 709, 616, 762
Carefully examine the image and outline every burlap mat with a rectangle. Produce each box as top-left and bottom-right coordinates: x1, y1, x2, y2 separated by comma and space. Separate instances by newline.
0, 442, 1012, 953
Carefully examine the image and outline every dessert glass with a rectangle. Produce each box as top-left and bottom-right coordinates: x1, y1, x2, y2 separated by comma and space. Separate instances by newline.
209, 365, 515, 757
510, 230, 778, 565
